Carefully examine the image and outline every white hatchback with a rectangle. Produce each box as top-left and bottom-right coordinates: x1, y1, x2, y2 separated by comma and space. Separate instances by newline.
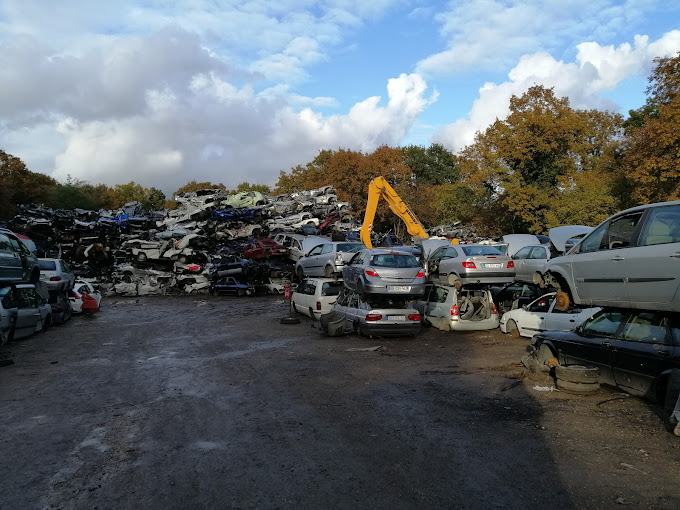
69, 281, 102, 314
291, 278, 344, 320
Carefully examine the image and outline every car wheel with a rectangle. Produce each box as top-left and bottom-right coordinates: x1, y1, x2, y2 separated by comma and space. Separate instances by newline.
296, 267, 305, 281
353, 320, 360, 335
555, 378, 600, 394
555, 291, 570, 311
137, 252, 147, 262
324, 266, 333, 278
507, 319, 520, 338
237, 289, 246, 297
555, 365, 600, 384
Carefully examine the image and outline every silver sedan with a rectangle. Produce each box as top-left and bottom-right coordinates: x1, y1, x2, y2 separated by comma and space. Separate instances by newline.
342, 249, 426, 296
425, 244, 515, 287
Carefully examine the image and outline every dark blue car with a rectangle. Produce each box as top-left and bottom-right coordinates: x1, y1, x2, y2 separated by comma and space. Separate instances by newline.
531, 309, 680, 401
209, 277, 254, 297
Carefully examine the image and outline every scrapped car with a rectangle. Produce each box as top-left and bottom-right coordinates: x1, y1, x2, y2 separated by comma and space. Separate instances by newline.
0, 228, 40, 284
69, 281, 102, 314
38, 258, 76, 292
536, 201, 680, 311
327, 291, 421, 338
220, 191, 266, 209
512, 245, 555, 284
0, 286, 18, 345
209, 256, 262, 279
48, 291, 72, 325
500, 293, 600, 338
209, 277, 254, 296
531, 309, 680, 400
425, 244, 515, 288
415, 284, 499, 331
342, 249, 426, 297
295, 241, 364, 279
291, 278, 343, 319
242, 239, 290, 260
273, 234, 329, 262
491, 282, 545, 315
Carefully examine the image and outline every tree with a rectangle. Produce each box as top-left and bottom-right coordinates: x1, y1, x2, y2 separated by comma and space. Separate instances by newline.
0, 150, 57, 219
457, 86, 622, 233
623, 52, 680, 203
173, 180, 226, 196
404, 144, 459, 186
142, 188, 166, 211
232, 182, 271, 194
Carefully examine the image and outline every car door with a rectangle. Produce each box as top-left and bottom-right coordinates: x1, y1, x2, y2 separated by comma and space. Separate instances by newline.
14, 287, 41, 338
344, 251, 364, 288
569, 211, 644, 304
519, 295, 551, 336
624, 204, 680, 307
301, 244, 325, 275
512, 246, 532, 282
524, 246, 549, 281
0, 233, 22, 281
610, 311, 675, 397
344, 293, 361, 327
543, 300, 583, 332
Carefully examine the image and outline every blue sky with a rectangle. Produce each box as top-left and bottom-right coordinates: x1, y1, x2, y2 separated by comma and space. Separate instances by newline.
0, 1, 679, 196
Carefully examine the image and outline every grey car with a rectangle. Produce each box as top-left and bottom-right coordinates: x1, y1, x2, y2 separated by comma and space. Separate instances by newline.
295, 241, 364, 279
512, 244, 554, 284
342, 249, 426, 296
414, 284, 499, 332
327, 291, 421, 337
38, 258, 76, 292
0, 228, 40, 284
425, 244, 515, 288
538, 200, 680, 311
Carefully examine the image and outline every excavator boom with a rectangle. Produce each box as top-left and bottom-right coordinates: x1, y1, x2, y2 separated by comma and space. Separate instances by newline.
360, 176, 428, 249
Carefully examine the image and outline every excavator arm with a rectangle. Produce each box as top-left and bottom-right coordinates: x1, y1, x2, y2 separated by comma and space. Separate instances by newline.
360, 176, 428, 249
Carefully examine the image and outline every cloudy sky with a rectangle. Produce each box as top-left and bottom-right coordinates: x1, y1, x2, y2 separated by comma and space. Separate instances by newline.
1, 1, 679, 196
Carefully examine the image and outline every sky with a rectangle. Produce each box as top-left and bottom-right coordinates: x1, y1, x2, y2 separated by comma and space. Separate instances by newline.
1, 1, 679, 197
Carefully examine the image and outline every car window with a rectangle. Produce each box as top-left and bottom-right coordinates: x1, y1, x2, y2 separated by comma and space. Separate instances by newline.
529, 247, 547, 259
528, 297, 550, 313
432, 286, 449, 303
320, 244, 334, 254
429, 248, 444, 261
1, 288, 17, 308
639, 205, 680, 246
443, 247, 459, 258
582, 310, 627, 338
0, 233, 13, 251
603, 213, 643, 250
461, 246, 503, 256
308, 245, 324, 256
514, 247, 532, 259
348, 293, 358, 308
321, 282, 343, 296
579, 223, 608, 253
17, 288, 37, 308
306, 281, 317, 295
371, 254, 419, 268
621, 312, 669, 344
337, 243, 364, 253
39, 260, 57, 270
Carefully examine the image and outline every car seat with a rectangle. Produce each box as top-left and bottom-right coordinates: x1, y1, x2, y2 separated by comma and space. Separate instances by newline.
644, 221, 673, 245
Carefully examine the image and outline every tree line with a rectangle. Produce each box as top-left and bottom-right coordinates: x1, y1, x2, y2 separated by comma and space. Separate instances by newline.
2, 53, 678, 236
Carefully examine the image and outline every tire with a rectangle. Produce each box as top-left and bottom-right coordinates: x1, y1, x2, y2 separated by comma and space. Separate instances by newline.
324, 266, 334, 278
507, 319, 520, 338
137, 252, 147, 262
555, 365, 600, 384
296, 266, 305, 281
237, 289, 246, 297
43, 314, 52, 331
556, 378, 600, 394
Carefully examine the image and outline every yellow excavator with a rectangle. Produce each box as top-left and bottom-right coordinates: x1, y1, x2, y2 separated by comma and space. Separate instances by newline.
359, 176, 429, 249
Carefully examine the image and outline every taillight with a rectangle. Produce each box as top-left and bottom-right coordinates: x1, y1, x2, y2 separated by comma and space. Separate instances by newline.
73, 295, 81, 300
416, 271, 424, 278
50, 276, 61, 281
365, 314, 382, 321
365, 268, 379, 277
316, 301, 321, 310
492, 303, 498, 315
462, 262, 476, 269
507, 261, 515, 268
450, 305, 459, 317
408, 314, 420, 321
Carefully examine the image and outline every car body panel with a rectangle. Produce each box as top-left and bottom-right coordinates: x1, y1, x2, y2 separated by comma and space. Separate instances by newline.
0, 228, 40, 284
69, 281, 103, 314
291, 278, 343, 319
331, 291, 421, 337
426, 244, 515, 286
38, 258, 76, 292
512, 245, 552, 283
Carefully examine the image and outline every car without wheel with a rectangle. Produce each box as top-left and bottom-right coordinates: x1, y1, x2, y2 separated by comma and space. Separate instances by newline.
500, 292, 600, 338
531, 308, 680, 401
536, 200, 680, 311
414, 284, 499, 331
425, 244, 515, 288
291, 278, 343, 319
295, 241, 364, 279
38, 258, 75, 292
342, 249, 426, 297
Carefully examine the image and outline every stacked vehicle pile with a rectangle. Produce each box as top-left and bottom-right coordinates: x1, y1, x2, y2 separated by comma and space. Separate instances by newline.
3, 186, 359, 296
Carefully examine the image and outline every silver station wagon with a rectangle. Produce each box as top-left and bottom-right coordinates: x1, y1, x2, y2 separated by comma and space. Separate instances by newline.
342, 249, 426, 296
425, 244, 515, 288
537, 201, 680, 312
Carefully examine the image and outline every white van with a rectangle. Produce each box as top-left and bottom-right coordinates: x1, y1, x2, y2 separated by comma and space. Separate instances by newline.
291, 278, 344, 319
414, 284, 499, 331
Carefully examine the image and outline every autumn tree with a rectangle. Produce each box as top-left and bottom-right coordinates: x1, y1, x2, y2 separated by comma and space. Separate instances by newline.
0, 150, 57, 219
623, 52, 680, 203
457, 86, 622, 233
404, 144, 459, 187
231, 182, 271, 194
173, 180, 226, 196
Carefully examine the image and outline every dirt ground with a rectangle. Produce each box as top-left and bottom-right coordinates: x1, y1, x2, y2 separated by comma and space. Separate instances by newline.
1, 295, 679, 510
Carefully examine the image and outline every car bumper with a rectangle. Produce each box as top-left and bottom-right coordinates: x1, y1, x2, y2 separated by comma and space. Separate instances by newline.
450, 317, 499, 331
360, 323, 421, 337
363, 282, 426, 296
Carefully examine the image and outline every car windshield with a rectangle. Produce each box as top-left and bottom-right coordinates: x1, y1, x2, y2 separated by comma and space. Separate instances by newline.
337, 243, 364, 253
38, 260, 57, 270
321, 282, 343, 296
371, 254, 419, 268
582, 311, 627, 338
461, 246, 503, 256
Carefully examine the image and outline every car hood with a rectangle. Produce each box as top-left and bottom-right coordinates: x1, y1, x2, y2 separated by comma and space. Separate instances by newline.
421, 238, 453, 260
549, 225, 594, 252
500, 234, 541, 256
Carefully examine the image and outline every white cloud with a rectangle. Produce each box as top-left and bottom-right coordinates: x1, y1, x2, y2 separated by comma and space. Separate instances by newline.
416, 0, 659, 75
433, 30, 680, 152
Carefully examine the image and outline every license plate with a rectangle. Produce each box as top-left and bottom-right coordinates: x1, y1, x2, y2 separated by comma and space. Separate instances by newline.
388, 315, 406, 321
387, 285, 411, 292
483, 263, 502, 268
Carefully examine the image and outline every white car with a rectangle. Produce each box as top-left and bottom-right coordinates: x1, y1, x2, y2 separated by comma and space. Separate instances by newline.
291, 278, 344, 320
69, 281, 102, 314
499, 292, 600, 338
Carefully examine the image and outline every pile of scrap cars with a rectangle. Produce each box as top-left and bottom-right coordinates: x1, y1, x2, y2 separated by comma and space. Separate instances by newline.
3, 178, 680, 433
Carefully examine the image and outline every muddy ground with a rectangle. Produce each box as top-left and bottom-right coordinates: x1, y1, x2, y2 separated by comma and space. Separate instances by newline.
1, 295, 678, 510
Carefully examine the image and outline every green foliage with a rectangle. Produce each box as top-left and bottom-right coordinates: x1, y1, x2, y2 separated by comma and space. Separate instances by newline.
0, 150, 57, 219
404, 144, 459, 186
232, 182, 271, 194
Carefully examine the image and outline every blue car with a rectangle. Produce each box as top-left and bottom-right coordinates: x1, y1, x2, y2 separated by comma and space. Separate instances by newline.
209, 277, 254, 297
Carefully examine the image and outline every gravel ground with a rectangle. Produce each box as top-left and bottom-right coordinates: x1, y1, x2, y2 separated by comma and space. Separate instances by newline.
1, 295, 679, 510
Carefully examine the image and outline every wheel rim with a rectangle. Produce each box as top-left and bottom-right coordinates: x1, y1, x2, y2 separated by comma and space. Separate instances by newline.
555, 291, 570, 311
